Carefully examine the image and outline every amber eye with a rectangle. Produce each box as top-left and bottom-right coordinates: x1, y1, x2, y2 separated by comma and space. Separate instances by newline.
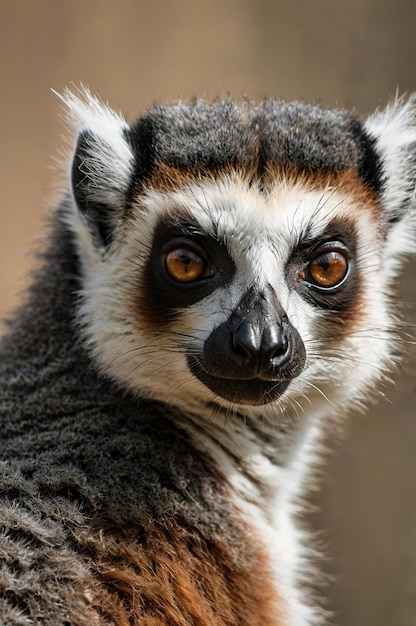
165, 247, 213, 283
307, 249, 349, 289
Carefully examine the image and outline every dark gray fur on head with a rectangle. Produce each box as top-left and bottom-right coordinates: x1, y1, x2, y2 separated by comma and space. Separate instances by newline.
129, 99, 382, 192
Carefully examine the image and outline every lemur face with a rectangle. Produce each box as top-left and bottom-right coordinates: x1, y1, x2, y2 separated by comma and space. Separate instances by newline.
64, 91, 416, 417
135, 173, 375, 408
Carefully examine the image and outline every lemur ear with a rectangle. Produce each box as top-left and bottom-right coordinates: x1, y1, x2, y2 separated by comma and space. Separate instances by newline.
364, 96, 416, 272
58, 88, 135, 246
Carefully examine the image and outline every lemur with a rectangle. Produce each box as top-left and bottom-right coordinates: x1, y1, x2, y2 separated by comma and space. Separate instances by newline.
0, 89, 415, 626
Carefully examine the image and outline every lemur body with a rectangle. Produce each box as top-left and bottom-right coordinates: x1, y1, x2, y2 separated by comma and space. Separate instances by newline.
0, 91, 415, 625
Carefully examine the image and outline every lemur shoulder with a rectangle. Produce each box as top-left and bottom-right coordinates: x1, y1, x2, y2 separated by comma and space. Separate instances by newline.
0, 90, 415, 625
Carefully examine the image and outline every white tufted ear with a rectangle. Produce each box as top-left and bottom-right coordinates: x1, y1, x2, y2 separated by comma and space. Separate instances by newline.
56, 87, 135, 246
365, 96, 416, 276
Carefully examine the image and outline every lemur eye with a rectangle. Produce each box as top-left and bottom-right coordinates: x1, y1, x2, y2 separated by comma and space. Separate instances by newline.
308, 251, 348, 288
306, 244, 349, 289
165, 247, 214, 283
299, 243, 350, 290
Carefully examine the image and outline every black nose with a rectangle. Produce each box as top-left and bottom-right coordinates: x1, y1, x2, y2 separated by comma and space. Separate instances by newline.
200, 285, 306, 383
232, 320, 291, 375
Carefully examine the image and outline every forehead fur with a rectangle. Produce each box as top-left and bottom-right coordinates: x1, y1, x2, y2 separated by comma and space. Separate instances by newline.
138, 170, 380, 270
129, 99, 382, 193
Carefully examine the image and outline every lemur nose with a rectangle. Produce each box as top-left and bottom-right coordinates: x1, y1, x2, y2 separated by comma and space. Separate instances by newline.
200, 285, 306, 384
232, 321, 290, 374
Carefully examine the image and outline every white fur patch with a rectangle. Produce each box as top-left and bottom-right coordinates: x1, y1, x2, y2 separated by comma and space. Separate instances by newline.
56, 86, 131, 161
56, 87, 136, 277
365, 96, 416, 268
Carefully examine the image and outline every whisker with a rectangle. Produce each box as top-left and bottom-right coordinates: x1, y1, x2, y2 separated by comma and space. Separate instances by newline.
125, 355, 184, 381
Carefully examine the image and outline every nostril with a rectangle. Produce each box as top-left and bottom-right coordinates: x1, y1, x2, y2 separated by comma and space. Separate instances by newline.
232, 321, 259, 362
269, 341, 290, 366
261, 326, 290, 369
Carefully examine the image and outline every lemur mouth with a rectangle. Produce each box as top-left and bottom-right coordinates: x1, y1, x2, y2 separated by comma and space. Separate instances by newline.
187, 356, 291, 406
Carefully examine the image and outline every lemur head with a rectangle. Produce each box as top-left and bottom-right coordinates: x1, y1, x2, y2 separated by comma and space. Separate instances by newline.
62, 89, 416, 419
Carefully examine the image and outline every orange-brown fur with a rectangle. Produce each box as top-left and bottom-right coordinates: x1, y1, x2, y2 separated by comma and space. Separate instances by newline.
138, 160, 383, 205
74, 519, 287, 625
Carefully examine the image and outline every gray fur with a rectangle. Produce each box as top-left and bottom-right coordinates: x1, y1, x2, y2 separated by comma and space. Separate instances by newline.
0, 209, 241, 624
130, 99, 381, 190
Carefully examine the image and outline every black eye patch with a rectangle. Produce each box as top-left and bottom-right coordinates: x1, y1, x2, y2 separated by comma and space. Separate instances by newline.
139, 215, 235, 325
287, 218, 359, 312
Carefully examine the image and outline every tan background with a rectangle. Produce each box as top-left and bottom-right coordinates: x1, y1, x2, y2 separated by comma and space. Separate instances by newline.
1, 1, 415, 624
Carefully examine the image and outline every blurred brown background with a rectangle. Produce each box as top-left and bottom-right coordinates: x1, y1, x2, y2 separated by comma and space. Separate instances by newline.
0, 1, 415, 624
